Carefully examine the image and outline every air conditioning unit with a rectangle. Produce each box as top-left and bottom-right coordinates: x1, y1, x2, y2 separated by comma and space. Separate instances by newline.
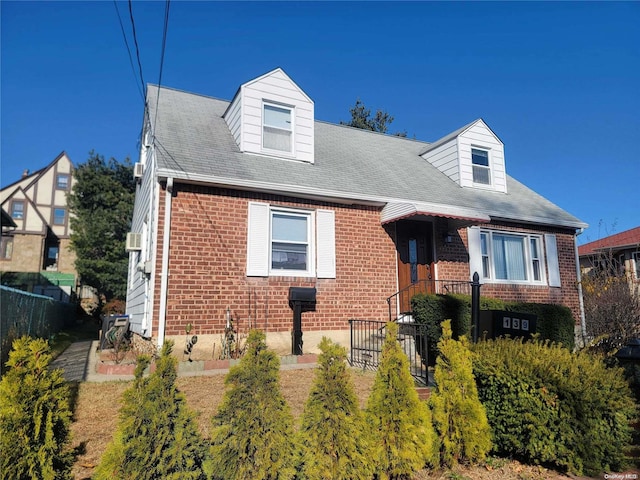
126, 232, 142, 251
133, 162, 144, 179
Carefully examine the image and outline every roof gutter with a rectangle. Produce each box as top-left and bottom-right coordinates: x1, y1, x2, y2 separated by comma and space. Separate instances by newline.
157, 177, 173, 348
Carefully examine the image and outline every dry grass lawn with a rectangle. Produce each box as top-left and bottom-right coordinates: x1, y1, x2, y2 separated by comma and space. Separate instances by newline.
66, 366, 612, 480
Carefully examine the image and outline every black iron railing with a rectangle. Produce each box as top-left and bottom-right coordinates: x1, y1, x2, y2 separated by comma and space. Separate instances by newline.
349, 319, 430, 385
386, 279, 471, 321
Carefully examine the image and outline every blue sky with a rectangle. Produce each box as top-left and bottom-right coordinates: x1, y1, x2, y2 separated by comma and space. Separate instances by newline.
2, 1, 638, 243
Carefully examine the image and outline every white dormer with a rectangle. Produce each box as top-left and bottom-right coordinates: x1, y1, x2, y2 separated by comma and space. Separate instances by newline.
420, 119, 507, 193
223, 68, 315, 163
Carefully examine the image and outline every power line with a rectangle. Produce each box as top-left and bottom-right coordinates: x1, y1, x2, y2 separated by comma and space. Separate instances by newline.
153, 0, 171, 136
112, 0, 144, 103
128, 0, 146, 99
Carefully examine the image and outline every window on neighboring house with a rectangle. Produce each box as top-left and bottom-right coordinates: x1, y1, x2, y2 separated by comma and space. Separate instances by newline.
44, 244, 59, 270
633, 252, 640, 279
11, 200, 24, 219
56, 174, 70, 190
1, 237, 13, 260
263, 103, 292, 153
247, 202, 336, 278
618, 253, 626, 275
471, 148, 491, 185
478, 230, 545, 283
53, 208, 66, 225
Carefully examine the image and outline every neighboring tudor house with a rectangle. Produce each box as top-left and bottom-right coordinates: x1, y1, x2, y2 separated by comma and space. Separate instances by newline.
0, 152, 77, 301
125, 68, 587, 355
578, 226, 640, 290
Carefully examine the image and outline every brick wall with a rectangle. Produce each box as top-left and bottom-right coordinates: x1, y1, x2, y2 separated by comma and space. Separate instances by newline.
153, 184, 398, 337
435, 221, 582, 324
0, 234, 42, 272
151, 184, 582, 338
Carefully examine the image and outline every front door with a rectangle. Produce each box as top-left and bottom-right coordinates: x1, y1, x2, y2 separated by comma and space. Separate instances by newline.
396, 221, 434, 313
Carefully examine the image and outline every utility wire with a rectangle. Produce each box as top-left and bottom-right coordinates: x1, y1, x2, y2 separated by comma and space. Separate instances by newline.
128, 0, 146, 99
153, 0, 171, 137
113, 0, 145, 103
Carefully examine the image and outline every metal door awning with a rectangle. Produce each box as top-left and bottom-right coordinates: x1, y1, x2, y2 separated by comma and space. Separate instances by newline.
381, 202, 490, 225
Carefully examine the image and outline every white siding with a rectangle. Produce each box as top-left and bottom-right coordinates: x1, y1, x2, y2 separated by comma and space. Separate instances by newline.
126, 143, 157, 336
420, 139, 460, 183
232, 69, 315, 163
223, 93, 242, 148
458, 121, 507, 193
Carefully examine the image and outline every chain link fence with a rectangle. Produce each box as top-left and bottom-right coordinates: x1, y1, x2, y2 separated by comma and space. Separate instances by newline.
1, 285, 76, 374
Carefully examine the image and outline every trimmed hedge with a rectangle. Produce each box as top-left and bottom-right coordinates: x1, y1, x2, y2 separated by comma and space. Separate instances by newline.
411, 293, 576, 364
472, 338, 636, 476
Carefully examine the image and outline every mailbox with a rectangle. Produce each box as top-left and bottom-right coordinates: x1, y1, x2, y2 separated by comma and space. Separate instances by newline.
288, 287, 316, 355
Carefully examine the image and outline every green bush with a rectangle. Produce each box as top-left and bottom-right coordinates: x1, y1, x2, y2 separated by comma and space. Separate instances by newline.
210, 330, 296, 480
0, 336, 73, 480
411, 293, 505, 364
298, 338, 373, 480
472, 338, 636, 476
94, 341, 209, 480
412, 294, 576, 363
504, 302, 575, 349
430, 320, 492, 467
366, 322, 438, 478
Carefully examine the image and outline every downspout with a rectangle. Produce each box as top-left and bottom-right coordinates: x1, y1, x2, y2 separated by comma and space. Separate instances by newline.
157, 177, 173, 348
574, 230, 587, 348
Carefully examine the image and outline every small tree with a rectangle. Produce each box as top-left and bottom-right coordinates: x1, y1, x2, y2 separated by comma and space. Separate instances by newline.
366, 322, 438, 479
341, 99, 407, 136
210, 330, 295, 480
582, 248, 640, 353
430, 320, 491, 467
298, 338, 373, 480
0, 336, 73, 480
94, 341, 209, 480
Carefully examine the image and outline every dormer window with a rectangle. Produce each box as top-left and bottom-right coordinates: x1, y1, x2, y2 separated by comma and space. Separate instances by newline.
471, 148, 491, 185
263, 103, 293, 153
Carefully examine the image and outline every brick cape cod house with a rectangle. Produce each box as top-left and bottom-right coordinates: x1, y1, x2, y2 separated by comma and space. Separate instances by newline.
125, 68, 588, 357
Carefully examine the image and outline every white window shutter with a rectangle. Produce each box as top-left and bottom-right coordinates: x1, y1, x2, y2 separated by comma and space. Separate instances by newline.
246, 202, 270, 277
316, 209, 336, 279
545, 234, 561, 287
467, 226, 483, 281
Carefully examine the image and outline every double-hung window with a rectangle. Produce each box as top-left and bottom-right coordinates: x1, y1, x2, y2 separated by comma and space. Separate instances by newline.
56, 174, 69, 190
263, 103, 293, 153
477, 230, 546, 284
471, 148, 491, 185
53, 208, 66, 226
11, 200, 24, 219
247, 202, 336, 278
633, 251, 640, 279
271, 210, 310, 273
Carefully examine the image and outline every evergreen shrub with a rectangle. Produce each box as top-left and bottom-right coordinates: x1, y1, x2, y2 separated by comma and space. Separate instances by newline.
412, 294, 576, 362
298, 338, 373, 480
430, 320, 491, 467
366, 322, 438, 478
210, 330, 296, 480
94, 341, 209, 480
504, 302, 575, 349
472, 338, 636, 476
0, 336, 73, 480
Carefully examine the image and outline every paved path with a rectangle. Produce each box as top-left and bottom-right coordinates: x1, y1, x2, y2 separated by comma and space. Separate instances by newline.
51, 340, 134, 382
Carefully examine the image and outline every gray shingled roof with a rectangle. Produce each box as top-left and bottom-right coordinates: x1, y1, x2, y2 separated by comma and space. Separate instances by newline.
148, 85, 586, 230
